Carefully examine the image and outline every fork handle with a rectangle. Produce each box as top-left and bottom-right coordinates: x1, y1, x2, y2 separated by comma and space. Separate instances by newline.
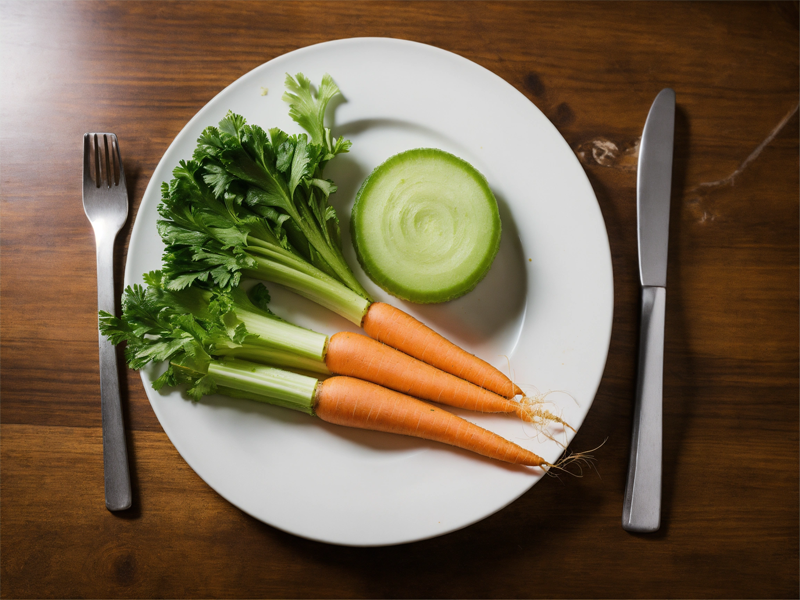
95, 229, 132, 511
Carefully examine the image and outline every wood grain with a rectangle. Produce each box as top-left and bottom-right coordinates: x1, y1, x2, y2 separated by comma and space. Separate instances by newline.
1, 1, 797, 598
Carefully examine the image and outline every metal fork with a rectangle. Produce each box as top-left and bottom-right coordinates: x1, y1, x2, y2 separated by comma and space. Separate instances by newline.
82, 133, 132, 511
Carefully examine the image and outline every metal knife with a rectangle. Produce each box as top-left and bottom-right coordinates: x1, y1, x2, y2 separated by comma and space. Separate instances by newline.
622, 88, 675, 533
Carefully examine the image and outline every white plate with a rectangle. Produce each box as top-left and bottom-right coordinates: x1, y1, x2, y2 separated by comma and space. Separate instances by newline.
125, 38, 613, 546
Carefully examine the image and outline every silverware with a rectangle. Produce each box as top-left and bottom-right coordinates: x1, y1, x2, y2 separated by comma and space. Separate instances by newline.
82, 133, 132, 511
622, 89, 675, 533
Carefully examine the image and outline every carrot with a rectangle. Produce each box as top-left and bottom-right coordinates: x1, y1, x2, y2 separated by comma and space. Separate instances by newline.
326, 331, 546, 423
315, 376, 547, 467
361, 302, 524, 399
192, 357, 550, 468
113, 275, 560, 428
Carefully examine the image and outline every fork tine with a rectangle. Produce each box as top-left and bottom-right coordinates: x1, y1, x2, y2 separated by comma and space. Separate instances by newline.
93, 134, 101, 189
94, 133, 105, 188
102, 134, 111, 188
108, 135, 118, 186
111, 134, 125, 188
83, 133, 94, 188
95, 135, 101, 186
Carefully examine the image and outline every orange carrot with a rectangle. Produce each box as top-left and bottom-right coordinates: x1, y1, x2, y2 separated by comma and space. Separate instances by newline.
315, 376, 547, 467
326, 331, 539, 421
361, 302, 523, 399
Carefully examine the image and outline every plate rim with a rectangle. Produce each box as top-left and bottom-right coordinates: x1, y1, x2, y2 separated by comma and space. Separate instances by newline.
124, 36, 614, 546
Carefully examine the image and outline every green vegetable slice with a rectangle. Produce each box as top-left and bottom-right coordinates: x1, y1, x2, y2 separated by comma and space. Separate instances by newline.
351, 148, 501, 303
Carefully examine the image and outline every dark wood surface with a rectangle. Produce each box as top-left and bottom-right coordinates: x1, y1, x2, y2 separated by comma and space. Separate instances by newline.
2, 2, 798, 598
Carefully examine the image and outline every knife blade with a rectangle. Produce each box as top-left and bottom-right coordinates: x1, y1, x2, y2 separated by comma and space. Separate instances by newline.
622, 88, 675, 533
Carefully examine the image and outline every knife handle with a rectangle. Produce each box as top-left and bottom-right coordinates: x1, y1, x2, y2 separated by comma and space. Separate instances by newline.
622, 285, 665, 533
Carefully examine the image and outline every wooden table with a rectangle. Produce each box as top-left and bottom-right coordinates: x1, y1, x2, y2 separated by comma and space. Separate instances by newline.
2, 2, 797, 597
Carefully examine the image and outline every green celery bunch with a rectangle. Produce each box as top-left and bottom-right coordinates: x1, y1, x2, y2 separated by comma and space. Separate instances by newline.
158, 73, 373, 325
99, 271, 329, 407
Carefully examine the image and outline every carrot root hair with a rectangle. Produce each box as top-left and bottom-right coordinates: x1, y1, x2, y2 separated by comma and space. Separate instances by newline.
509, 390, 576, 449
516, 394, 576, 432
541, 438, 607, 478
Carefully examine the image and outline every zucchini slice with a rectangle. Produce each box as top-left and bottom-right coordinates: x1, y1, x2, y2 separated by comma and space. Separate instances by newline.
351, 148, 501, 304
